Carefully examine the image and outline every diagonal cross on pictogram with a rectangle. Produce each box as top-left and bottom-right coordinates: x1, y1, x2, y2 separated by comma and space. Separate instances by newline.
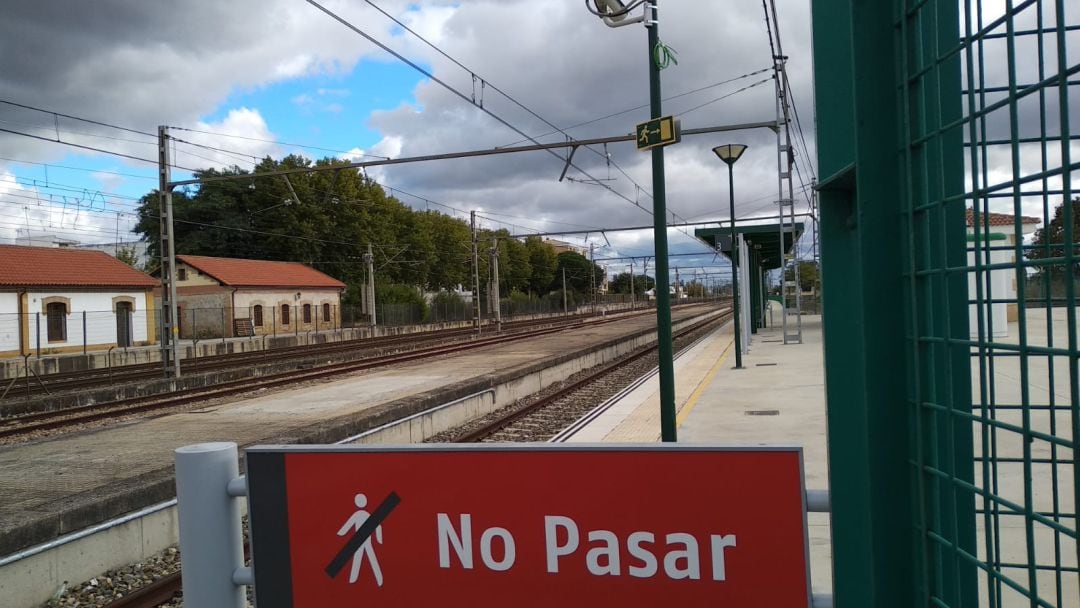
324, 491, 402, 579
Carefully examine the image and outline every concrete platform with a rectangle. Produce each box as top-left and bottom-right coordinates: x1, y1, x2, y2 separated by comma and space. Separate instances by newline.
565, 306, 1079, 606
0, 305, 718, 561
565, 312, 832, 596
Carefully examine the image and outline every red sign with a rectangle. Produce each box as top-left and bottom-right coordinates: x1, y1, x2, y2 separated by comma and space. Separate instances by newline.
246, 445, 810, 607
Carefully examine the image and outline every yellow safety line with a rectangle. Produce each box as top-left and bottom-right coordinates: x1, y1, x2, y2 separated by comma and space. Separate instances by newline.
676, 337, 735, 428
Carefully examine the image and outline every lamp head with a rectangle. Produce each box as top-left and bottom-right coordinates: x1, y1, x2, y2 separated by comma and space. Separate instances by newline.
592, 0, 629, 22
713, 144, 748, 166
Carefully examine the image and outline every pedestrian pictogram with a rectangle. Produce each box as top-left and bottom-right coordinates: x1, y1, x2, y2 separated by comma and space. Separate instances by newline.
246, 445, 811, 608
335, 493, 386, 586
636, 116, 681, 151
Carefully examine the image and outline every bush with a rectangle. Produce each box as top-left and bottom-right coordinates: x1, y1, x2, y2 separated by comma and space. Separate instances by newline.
544, 289, 575, 311
376, 283, 429, 322
430, 291, 467, 322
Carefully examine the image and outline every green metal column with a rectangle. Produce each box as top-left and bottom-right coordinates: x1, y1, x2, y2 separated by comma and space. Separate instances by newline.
750, 249, 762, 333
647, 1, 677, 442
812, 0, 914, 605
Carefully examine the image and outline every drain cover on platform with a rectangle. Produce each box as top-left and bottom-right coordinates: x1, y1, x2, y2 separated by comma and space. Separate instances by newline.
744, 409, 780, 416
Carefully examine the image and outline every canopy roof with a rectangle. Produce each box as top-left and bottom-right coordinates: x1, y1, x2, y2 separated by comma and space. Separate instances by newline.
694, 222, 805, 270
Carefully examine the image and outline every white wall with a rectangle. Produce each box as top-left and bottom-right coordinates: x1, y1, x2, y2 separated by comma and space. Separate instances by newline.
26, 291, 149, 350
967, 246, 1011, 339
0, 292, 20, 352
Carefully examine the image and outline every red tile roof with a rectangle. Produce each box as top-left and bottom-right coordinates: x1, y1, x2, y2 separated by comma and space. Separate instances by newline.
0, 245, 157, 288
966, 209, 1040, 227
177, 255, 346, 289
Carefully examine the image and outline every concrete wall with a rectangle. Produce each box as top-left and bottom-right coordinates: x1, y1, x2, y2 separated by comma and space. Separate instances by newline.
175, 290, 231, 339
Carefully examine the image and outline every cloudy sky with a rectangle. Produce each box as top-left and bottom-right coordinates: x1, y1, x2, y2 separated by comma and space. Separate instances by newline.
0, 1, 1072, 280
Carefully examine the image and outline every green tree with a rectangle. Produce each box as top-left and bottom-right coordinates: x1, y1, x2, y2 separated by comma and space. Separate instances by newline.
116, 246, 140, 268
685, 281, 706, 297
132, 155, 484, 301
554, 251, 604, 295
1027, 197, 1080, 278
784, 260, 821, 292
524, 237, 557, 294
608, 272, 656, 295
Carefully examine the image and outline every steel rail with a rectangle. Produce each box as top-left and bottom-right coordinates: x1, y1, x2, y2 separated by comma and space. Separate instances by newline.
455, 308, 732, 442
0, 308, 679, 439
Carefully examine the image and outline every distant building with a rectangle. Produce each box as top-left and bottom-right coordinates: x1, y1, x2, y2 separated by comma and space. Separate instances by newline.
172, 255, 346, 338
0, 245, 158, 357
72, 240, 151, 268
543, 238, 588, 257
13, 231, 152, 268
965, 209, 1039, 337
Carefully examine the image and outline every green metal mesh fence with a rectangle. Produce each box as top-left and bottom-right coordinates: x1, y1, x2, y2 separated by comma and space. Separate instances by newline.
899, 0, 1078, 605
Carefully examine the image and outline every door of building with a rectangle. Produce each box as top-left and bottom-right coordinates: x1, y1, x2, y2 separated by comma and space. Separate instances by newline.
116, 301, 133, 347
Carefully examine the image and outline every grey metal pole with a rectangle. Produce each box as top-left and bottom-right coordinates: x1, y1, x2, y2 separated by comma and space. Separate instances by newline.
470, 211, 481, 332
589, 242, 596, 313
158, 126, 181, 379
562, 267, 568, 316
35, 312, 40, 358
491, 237, 502, 332
174, 442, 246, 608
82, 311, 87, 355
630, 261, 635, 309
364, 244, 376, 330
728, 163, 744, 369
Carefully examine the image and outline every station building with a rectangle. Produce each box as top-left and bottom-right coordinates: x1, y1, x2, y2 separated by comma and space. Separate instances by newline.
964, 209, 1039, 337
0, 245, 158, 357
172, 255, 346, 339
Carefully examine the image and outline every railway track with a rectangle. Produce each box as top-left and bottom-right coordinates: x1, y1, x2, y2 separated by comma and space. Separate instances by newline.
37, 305, 726, 608
0, 309, 684, 441
454, 308, 732, 443
1, 310, 637, 402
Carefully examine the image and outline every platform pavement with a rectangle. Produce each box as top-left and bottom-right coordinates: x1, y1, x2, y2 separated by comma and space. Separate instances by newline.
0, 305, 720, 557
567, 312, 833, 595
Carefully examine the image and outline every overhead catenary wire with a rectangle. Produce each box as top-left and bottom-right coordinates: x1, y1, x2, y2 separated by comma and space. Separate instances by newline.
305, 0, 660, 220
0, 125, 193, 170
164, 126, 390, 160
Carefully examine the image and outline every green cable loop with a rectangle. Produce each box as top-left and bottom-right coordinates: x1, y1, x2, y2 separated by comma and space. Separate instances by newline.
653, 40, 679, 70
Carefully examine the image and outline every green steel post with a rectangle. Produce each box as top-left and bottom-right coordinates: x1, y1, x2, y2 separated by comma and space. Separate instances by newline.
812, 0, 913, 605
728, 164, 743, 369
647, 1, 677, 442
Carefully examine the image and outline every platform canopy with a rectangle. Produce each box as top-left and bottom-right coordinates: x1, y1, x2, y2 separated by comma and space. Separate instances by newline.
694, 222, 805, 270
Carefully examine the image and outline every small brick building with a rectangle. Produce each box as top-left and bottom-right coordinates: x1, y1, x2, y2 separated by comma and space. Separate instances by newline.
172, 255, 346, 338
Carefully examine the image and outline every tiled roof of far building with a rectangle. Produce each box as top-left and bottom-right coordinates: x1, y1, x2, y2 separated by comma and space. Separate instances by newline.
0, 245, 157, 288
177, 255, 346, 289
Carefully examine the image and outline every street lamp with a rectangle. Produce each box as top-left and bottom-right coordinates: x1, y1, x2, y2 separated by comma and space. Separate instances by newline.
713, 144, 747, 369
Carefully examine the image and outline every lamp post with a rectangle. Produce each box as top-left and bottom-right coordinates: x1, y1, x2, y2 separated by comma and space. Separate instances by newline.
713, 144, 748, 369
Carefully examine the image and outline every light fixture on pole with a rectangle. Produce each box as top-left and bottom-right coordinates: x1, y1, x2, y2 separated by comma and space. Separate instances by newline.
713, 144, 748, 369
